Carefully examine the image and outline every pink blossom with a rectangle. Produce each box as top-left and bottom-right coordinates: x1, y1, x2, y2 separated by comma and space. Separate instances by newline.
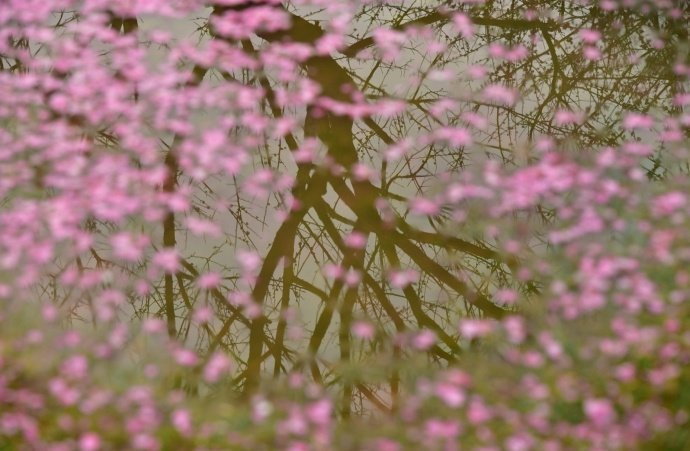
351, 162, 376, 182
281, 409, 307, 435
584, 398, 616, 428
488, 43, 528, 62
434, 382, 465, 407
286, 441, 309, 451
197, 272, 222, 290
652, 191, 685, 216
111, 232, 148, 261
173, 348, 198, 367
306, 399, 331, 425
388, 268, 419, 288
538, 332, 563, 360
351, 321, 375, 339
583, 45, 602, 60
554, 109, 586, 126
60, 355, 88, 380
615, 363, 636, 382
467, 398, 493, 424
579, 28, 602, 43
322, 263, 344, 280
192, 306, 214, 324
435, 126, 473, 147
252, 398, 273, 423
316, 33, 344, 54
142, 319, 166, 334
171, 409, 192, 437
152, 249, 179, 274
49, 378, 80, 406
384, 139, 414, 161
373, 99, 407, 118
459, 319, 495, 340
131, 434, 160, 451
506, 435, 534, 451
623, 113, 654, 130
467, 64, 488, 79
203, 352, 233, 383
373, 439, 401, 451
462, 111, 488, 129
482, 84, 518, 106
211, 6, 290, 39
237, 250, 261, 273
344, 269, 362, 287
373, 28, 407, 61
186, 217, 222, 237
495, 289, 518, 305
79, 432, 101, 451
344, 231, 368, 249
425, 419, 460, 439
42, 304, 59, 322
452, 13, 475, 39
410, 197, 440, 215
413, 330, 437, 350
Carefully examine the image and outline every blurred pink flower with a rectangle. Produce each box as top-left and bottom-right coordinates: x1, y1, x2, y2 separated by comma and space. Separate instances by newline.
413, 330, 437, 350
203, 352, 233, 383
425, 419, 460, 439
152, 249, 179, 274
410, 197, 440, 216
579, 28, 602, 43
435, 382, 465, 407
79, 433, 101, 451
173, 348, 199, 367
351, 321, 375, 339
623, 113, 654, 130
306, 399, 332, 425
452, 13, 475, 39
197, 272, 222, 290
388, 268, 419, 288
186, 217, 222, 237
483, 84, 518, 106
171, 409, 192, 437
344, 231, 368, 249
584, 398, 616, 428
459, 320, 495, 340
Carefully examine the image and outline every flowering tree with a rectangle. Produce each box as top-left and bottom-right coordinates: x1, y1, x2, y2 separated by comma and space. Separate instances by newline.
1, 0, 690, 449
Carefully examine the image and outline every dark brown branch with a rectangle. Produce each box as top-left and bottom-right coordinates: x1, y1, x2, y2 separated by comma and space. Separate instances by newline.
379, 238, 463, 357
342, 11, 557, 58
392, 231, 507, 319
245, 169, 328, 393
